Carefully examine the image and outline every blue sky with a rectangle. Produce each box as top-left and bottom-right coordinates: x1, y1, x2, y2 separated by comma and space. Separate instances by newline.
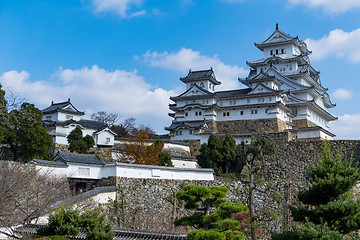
1, 0, 360, 138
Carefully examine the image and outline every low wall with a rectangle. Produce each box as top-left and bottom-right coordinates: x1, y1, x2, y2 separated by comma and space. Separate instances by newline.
35, 162, 215, 181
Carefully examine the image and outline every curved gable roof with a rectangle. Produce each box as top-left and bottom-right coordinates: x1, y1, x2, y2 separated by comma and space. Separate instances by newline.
42, 98, 85, 116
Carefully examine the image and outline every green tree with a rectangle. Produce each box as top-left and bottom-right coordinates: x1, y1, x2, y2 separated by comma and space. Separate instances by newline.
38, 206, 113, 240
67, 126, 95, 153
37, 205, 80, 237
158, 151, 173, 167
197, 134, 236, 174
272, 140, 360, 240
1, 101, 52, 162
79, 208, 114, 240
175, 184, 248, 240
238, 138, 275, 240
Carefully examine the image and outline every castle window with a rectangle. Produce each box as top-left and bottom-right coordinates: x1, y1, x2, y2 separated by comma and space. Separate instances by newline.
185, 112, 188, 117
206, 100, 209, 104
223, 112, 230, 117
46, 116, 51, 121
251, 110, 258, 114
281, 49, 285, 54
195, 112, 198, 116
258, 98, 265, 103
189, 130, 193, 135
240, 111, 244, 115
270, 50, 273, 55
200, 83, 205, 88
199, 111, 202, 116
247, 99, 250, 104
106, 137, 110, 143
269, 97, 272, 101
276, 49, 279, 55
66, 115, 73, 120
179, 130, 183, 135
265, 109, 268, 113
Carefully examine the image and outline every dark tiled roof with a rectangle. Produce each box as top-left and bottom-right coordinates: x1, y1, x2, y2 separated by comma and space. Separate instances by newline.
180, 68, 221, 85
42, 99, 85, 115
17, 224, 188, 240
172, 155, 197, 162
56, 119, 107, 130
165, 120, 209, 131
31, 159, 68, 167
215, 89, 252, 98
55, 151, 104, 165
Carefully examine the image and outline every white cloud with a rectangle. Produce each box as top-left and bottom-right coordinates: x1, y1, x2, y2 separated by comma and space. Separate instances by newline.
330, 114, 360, 139
92, 0, 145, 18
288, 0, 360, 14
0, 65, 176, 133
139, 48, 248, 90
305, 28, 360, 62
332, 89, 353, 100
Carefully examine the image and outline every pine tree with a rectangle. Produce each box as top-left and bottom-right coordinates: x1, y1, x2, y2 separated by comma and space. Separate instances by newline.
272, 140, 360, 240
175, 184, 248, 240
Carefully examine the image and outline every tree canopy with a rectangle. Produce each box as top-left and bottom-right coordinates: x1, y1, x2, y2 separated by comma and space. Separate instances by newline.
175, 184, 248, 240
0, 86, 53, 162
116, 127, 163, 165
197, 134, 236, 174
272, 140, 360, 240
38, 205, 114, 240
67, 126, 95, 153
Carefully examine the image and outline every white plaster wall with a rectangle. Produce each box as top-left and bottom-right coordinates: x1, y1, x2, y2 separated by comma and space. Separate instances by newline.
96, 130, 114, 146
57, 112, 81, 121
297, 130, 320, 139
111, 165, 214, 180
172, 159, 199, 168
42, 112, 58, 121
66, 164, 103, 179
35, 165, 68, 178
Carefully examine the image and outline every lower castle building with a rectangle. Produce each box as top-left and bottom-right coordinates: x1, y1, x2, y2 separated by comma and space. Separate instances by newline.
166, 25, 337, 144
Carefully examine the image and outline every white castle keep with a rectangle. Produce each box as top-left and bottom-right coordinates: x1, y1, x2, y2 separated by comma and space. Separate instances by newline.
166, 25, 337, 144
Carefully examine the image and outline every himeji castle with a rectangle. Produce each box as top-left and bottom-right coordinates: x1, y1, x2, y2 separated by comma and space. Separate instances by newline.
166, 25, 337, 144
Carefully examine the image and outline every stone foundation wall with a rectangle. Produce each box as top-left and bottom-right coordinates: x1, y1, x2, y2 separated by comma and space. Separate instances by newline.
292, 119, 317, 129
110, 177, 293, 235
181, 139, 202, 156
208, 118, 287, 134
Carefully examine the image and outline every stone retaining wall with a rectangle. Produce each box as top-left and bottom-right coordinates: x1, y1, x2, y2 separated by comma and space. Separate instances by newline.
206, 118, 288, 134
108, 177, 296, 236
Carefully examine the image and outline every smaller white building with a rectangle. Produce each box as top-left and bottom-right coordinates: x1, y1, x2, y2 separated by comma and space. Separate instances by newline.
42, 99, 117, 147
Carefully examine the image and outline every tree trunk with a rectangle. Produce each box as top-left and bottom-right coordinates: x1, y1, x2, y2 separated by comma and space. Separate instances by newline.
204, 201, 210, 230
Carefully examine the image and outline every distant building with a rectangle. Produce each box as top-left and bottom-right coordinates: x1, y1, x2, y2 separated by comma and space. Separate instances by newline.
42, 99, 117, 147
166, 25, 337, 143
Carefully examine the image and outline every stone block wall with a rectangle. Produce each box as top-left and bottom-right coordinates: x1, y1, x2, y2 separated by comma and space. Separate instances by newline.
110, 177, 293, 235
206, 118, 288, 135
292, 119, 317, 129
